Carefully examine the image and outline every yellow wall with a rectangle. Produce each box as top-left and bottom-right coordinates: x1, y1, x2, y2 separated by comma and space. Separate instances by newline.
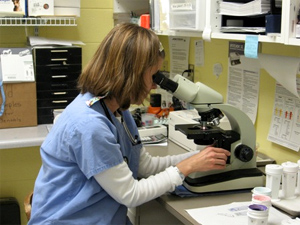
0, 1, 114, 224
159, 35, 300, 165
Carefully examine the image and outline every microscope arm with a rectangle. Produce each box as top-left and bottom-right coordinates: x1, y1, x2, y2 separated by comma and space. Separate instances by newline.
153, 72, 263, 192
153, 72, 256, 167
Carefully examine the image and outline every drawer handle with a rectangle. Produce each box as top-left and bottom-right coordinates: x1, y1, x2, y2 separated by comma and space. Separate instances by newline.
52, 84, 68, 87
51, 50, 68, 53
52, 75, 67, 78
52, 92, 67, 95
51, 58, 67, 61
52, 100, 68, 104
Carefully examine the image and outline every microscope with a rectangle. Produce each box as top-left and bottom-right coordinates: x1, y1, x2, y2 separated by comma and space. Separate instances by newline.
153, 72, 265, 193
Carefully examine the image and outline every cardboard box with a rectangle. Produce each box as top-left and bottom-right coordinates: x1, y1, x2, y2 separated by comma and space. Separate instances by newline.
0, 0, 26, 17
54, 0, 80, 8
54, 7, 80, 17
0, 82, 37, 129
28, 0, 54, 16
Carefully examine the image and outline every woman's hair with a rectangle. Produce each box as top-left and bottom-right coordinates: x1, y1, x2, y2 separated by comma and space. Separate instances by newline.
78, 23, 165, 110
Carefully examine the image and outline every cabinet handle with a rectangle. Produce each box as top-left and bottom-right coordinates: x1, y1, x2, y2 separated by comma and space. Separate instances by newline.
52, 92, 67, 95
52, 100, 68, 104
52, 84, 68, 88
52, 75, 67, 78
51, 50, 68, 53
51, 58, 67, 61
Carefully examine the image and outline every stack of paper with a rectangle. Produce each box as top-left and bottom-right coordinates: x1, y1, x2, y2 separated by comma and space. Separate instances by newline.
186, 201, 291, 225
27, 36, 84, 46
219, 0, 271, 16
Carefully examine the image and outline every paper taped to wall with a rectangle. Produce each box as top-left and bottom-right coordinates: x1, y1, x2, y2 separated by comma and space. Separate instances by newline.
267, 77, 300, 152
258, 54, 300, 98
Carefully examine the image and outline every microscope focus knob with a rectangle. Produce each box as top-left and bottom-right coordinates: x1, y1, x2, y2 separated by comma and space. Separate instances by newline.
235, 145, 254, 162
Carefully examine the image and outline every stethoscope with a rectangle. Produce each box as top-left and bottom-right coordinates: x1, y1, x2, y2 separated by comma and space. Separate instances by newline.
99, 99, 141, 147
99, 99, 141, 165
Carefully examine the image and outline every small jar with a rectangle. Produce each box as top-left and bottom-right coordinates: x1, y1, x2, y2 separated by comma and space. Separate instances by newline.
247, 204, 268, 225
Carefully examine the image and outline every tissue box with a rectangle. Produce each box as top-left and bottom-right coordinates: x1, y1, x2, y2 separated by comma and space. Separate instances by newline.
53, 0, 80, 17
54, 0, 80, 8
54, 7, 80, 17
0, 82, 37, 129
0, 0, 26, 17
0, 48, 35, 83
28, 0, 54, 16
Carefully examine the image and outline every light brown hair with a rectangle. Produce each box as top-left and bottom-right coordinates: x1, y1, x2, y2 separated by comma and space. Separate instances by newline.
78, 23, 164, 110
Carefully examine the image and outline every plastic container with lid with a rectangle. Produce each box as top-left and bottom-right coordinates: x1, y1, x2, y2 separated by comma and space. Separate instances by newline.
251, 195, 272, 210
247, 204, 269, 225
281, 161, 298, 199
265, 164, 283, 200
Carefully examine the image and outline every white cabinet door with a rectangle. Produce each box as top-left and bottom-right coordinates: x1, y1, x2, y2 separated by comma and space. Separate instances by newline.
284, 0, 300, 46
115, 0, 300, 46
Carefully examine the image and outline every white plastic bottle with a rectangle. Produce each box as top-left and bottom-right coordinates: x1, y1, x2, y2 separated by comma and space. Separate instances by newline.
281, 161, 298, 199
265, 164, 283, 200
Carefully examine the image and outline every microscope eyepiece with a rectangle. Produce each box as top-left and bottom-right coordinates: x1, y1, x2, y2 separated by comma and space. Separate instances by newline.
152, 71, 178, 93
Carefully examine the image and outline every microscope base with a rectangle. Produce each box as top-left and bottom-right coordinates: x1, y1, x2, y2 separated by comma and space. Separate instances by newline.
183, 168, 265, 193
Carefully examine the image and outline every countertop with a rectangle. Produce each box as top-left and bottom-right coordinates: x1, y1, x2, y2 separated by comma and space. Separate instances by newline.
0, 124, 51, 149
0, 125, 292, 224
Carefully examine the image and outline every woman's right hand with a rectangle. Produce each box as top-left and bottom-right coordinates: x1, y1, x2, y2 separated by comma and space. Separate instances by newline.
176, 146, 231, 177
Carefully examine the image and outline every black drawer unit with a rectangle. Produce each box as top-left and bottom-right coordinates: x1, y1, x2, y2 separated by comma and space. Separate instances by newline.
33, 46, 82, 124
35, 65, 81, 82
34, 47, 81, 65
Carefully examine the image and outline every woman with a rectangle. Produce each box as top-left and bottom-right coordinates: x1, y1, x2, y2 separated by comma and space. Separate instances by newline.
29, 23, 230, 225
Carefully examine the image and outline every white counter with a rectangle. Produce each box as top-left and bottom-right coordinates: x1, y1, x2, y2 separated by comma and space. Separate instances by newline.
0, 125, 51, 149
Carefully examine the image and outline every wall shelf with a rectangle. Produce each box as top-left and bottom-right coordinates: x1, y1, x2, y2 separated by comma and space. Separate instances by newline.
0, 17, 77, 26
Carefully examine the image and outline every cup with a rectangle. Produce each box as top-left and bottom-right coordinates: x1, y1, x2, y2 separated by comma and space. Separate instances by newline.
140, 14, 150, 29
247, 204, 269, 225
252, 187, 272, 197
251, 195, 272, 210
281, 161, 298, 199
265, 164, 283, 200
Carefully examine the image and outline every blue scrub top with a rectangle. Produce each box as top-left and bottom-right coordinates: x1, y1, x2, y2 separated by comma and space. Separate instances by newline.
29, 93, 142, 225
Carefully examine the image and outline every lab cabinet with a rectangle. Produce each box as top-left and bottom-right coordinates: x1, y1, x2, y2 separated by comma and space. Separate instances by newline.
203, 0, 300, 46
33, 46, 82, 124
201, 0, 300, 45
114, 0, 300, 46
207, 0, 282, 43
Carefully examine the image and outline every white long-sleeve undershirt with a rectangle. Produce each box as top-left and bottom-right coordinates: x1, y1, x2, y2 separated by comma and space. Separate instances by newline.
94, 147, 197, 208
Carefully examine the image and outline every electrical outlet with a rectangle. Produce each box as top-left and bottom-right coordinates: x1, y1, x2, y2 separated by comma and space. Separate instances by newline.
188, 64, 194, 81
162, 61, 169, 72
